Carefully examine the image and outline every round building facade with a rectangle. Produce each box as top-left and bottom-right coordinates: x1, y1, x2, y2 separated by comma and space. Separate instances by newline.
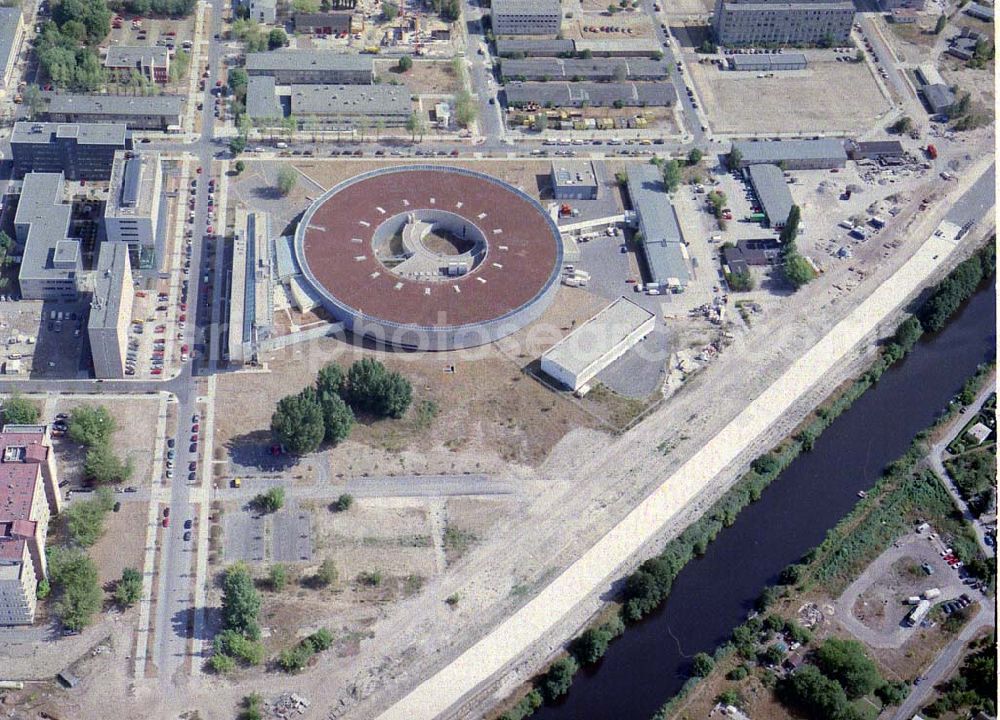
293, 165, 564, 350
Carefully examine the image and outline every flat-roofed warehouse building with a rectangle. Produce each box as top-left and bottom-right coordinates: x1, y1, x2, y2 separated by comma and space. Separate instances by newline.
290, 84, 410, 128
746, 163, 794, 228
10, 121, 128, 180
88, 242, 133, 379
505, 81, 677, 108
42, 93, 184, 131
626, 164, 691, 292
294, 12, 353, 34
228, 209, 272, 365
729, 53, 807, 71
14, 173, 81, 301
712, 0, 854, 46
246, 50, 374, 84
0, 7, 25, 93
731, 138, 848, 170
497, 38, 575, 57
541, 296, 655, 391
104, 151, 162, 265
574, 38, 664, 57
492, 0, 561, 36
500, 57, 668, 82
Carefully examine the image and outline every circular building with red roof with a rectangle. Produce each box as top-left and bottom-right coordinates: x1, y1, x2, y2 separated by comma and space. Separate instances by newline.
294, 165, 563, 350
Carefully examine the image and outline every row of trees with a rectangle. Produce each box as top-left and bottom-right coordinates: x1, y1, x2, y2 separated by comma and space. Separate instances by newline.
70, 405, 134, 485
108, 0, 196, 17
919, 244, 994, 331
779, 205, 816, 288
211, 563, 265, 672
270, 359, 413, 456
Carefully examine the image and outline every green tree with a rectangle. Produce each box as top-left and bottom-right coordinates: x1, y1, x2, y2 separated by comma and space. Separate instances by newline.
235, 160, 246, 175
114, 567, 143, 607
891, 116, 913, 134
271, 391, 325, 455
661, 158, 682, 194
2, 395, 39, 425
760, 643, 785, 666
778, 665, 853, 720
875, 680, 909, 706
64, 488, 114, 546
69, 405, 116, 447
48, 547, 102, 631
84, 444, 133, 485
221, 562, 262, 639
692, 652, 715, 677
318, 390, 354, 445
454, 89, 478, 127
814, 638, 882, 699
213, 628, 265, 665
540, 656, 578, 702
728, 147, 743, 169
230, 135, 247, 155
276, 165, 298, 196
333, 493, 354, 512
934, 13, 947, 33
342, 358, 413, 418
314, 557, 338, 587
252, 486, 285, 513
893, 316, 923, 352
267, 28, 288, 50
268, 564, 288, 591
571, 627, 612, 665
22, 84, 44, 120
382, 0, 399, 19
784, 254, 815, 288
687, 148, 703, 166
397, 54, 413, 72
779, 205, 801, 245
316, 362, 345, 395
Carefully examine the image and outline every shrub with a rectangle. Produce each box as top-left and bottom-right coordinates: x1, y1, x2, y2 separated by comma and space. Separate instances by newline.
540, 656, 578, 702
2, 395, 39, 425
570, 626, 612, 665
209, 652, 236, 674
342, 358, 413, 419
48, 547, 102, 631
114, 567, 143, 607
333, 494, 354, 512
252, 486, 285, 514
314, 558, 338, 587
691, 652, 715, 677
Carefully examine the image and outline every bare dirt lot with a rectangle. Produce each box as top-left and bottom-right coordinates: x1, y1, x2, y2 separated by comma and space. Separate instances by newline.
374, 59, 464, 95
687, 56, 891, 135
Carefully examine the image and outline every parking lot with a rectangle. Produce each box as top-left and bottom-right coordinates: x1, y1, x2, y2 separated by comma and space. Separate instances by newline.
222, 498, 312, 564
0, 298, 91, 378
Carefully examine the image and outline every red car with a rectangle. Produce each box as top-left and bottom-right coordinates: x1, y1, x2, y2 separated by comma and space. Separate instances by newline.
162, 517, 169, 527
196, 166, 203, 174
206, 226, 214, 234
179, 313, 187, 322
181, 344, 189, 354
151, 368, 163, 375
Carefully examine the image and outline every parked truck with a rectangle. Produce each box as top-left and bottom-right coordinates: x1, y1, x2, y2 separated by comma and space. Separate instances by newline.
906, 599, 931, 626
925, 144, 938, 160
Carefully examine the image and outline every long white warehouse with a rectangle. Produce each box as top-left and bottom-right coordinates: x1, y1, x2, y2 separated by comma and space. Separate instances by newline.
541, 296, 655, 391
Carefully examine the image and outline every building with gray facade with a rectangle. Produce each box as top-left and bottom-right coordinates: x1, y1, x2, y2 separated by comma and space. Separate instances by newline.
14, 173, 81, 301
500, 57, 668, 82
551, 161, 598, 200
245, 50, 373, 84
746, 163, 794, 228
0, 7, 24, 93
104, 151, 162, 266
964, 2, 994, 20
712, 0, 855, 46
731, 138, 848, 169
921, 83, 956, 114
10, 122, 128, 180
504, 81, 676, 107
294, 12, 353, 34
492, 0, 562, 35
88, 242, 133, 379
496, 37, 575, 57
246, 79, 411, 127
41, 93, 183, 131
104, 45, 170, 83
626, 164, 690, 292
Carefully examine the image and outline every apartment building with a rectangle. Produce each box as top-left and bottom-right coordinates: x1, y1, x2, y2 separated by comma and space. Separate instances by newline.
88, 243, 134, 380
712, 0, 854, 46
0, 6, 25, 93
42, 93, 184, 131
492, 0, 562, 36
0, 425, 61, 516
245, 50, 374, 84
104, 45, 171, 83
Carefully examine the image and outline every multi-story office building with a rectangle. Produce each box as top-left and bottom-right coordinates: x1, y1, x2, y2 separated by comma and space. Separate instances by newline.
0, 7, 25, 93
104, 151, 162, 265
0, 432, 52, 626
10, 122, 128, 180
104, 45, 170, 83
248, 0, 277, 23
0, 425, 61, 516
492, 0, 562, 35
88, 243, 134, 380
15, 173, 81, 301
712, 0, 855, 46
42, 93, 184, 131
245, 51, 373, 84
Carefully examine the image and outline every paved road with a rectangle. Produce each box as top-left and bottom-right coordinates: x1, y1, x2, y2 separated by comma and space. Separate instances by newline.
216, 474, 515, 501
928, 380, 997, 555
891, 595, 996, 720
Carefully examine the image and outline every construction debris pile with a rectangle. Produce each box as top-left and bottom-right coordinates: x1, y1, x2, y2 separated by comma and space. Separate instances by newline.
268, 693, 311, 718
